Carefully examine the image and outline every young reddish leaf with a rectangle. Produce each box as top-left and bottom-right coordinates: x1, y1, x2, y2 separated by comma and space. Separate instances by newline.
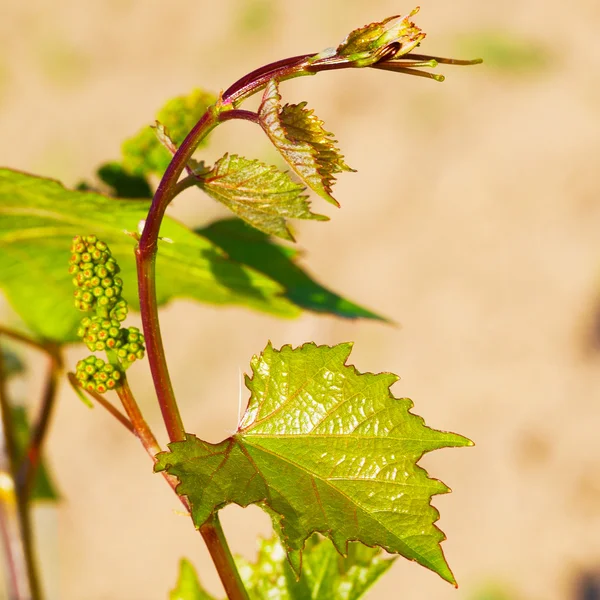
197, 154, 327, 241
155, 342, 472, 585
311, 8, 425, 68
237, 534, 394, 599
258, 79, 354, 206
170, 559, 217, 600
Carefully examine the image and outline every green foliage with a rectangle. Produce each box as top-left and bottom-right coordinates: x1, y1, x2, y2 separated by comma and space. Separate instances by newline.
121, 88, 216, 178
170, 535, 393, 600
0, 169, 379, 342
155, 342, 471, 585
238, 534, 394, 599
0, 169, 290, 341
12, 405, 60, 502
170, 559, 216, 600
197, 154, 327, 241
198, 218, 387, 321
259, 79, 353, 206
1, 11, 479, 597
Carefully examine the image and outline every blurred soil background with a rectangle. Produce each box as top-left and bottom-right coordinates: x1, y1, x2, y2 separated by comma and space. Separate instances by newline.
1, 0, 600, 598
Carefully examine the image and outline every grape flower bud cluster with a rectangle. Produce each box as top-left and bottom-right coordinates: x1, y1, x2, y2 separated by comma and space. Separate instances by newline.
69, 235, 145, 393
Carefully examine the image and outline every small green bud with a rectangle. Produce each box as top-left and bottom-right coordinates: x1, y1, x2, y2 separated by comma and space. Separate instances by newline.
78, 316, 125, 352
109, 299, 128, 322
117, 327, 146, 363
69, 236, 124, 312
75, 355, 122, 393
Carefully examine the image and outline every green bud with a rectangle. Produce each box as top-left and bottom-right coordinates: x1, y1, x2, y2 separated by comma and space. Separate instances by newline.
75, 355, 123, 393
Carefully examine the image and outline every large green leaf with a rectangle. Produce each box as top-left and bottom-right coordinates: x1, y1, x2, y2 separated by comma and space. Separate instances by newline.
0, 168, 299, 342
197, 154, 327, 241
155, 342, 472, 585
170, 559, 216, 600
259, 80, 353, 206
198, 218, 387, 322
238, 534, 394, 599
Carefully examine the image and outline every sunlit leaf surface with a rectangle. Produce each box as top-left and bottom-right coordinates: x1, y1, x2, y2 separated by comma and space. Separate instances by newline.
155, 342, 472, 584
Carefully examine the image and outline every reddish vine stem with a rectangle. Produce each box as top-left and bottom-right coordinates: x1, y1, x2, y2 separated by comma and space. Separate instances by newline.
136, 108, 221, 444
115, 378, 161, 459
67, 374, 134, 433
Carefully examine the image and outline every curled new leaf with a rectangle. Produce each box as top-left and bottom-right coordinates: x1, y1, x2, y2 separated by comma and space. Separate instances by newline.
155, 342, 472, 585
259, 79, 354, 206
197, 154, 327, 241
310, 8, 425, 68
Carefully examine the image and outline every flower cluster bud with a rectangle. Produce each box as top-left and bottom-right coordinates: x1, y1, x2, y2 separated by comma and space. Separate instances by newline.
77, 316, 124, 352
70, 236, 145, 393
116, 327, 146, 363
75, 356, 122, 393
69, 235, 123, 312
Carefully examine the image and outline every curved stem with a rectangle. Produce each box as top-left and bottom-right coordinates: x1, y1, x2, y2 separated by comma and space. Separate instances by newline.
136, 108, 222, 444
67, 374, 134, 434
222, 54, 314, 105
115, 378, 161, 459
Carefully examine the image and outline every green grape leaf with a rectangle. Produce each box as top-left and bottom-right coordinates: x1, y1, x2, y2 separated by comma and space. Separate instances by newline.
258, 79, 353, 206
170, 559, 217, 600
12, 406, 60, 502
121, 88, 216, 178
237, 534, 394, 600
197, 154, 327, 241
310, 8, 425, 68
0, 168, 300, 342
155, 342, 472, 585
198, 218, 388, 321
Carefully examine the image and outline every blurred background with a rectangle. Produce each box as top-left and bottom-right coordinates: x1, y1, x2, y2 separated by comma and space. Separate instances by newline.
1, 0, 600, 598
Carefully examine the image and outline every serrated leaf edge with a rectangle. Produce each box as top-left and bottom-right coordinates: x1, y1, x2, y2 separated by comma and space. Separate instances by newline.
156, 341, 472, 586
258, 80, 354, 207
